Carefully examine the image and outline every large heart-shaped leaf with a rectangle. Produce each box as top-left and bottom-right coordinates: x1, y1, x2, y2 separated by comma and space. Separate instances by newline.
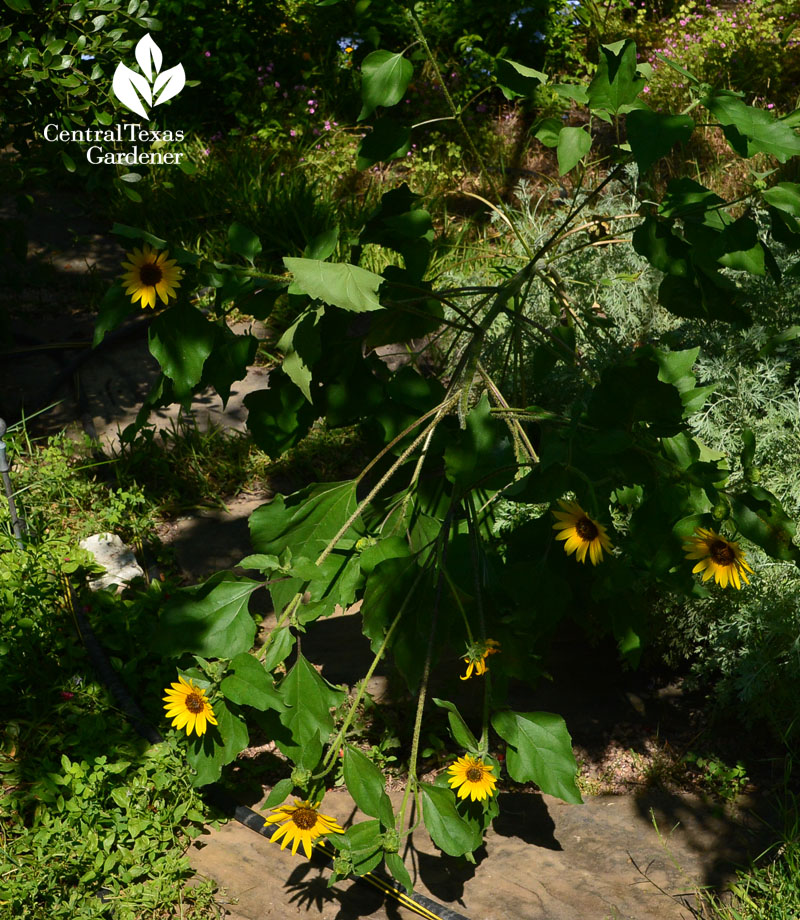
155, 573, 260, 658
492, 710, 582, 804
359, 50, 413, 121
283, 258, 384, 313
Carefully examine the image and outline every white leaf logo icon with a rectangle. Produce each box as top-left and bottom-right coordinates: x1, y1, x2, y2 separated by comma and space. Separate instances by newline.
112, 63, 152, 120
135, 33, 162, 81
111, 33, 185, 120
153, 64, 185, 107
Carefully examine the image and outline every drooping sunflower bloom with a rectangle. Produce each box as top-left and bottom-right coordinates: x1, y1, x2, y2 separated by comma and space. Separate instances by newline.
120, 243, 183, 309
264, 799, 344, 858
162, 675, 217, 737
447, 755, 498, 803
460, 638, 500, 681
551, 499, 613, 565
682, 527, 754, 590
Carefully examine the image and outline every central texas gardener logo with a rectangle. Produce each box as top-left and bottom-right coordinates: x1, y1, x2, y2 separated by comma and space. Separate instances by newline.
112, 34, 185, 120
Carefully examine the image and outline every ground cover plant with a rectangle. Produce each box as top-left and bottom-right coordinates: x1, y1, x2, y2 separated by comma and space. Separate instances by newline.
0, 426, 221, 919
3, 1, 800, 917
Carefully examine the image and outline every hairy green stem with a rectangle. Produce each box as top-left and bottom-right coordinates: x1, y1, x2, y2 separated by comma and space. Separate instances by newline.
397, 509, 453, 835
316, 396, 459, 568
316, 567, 426, 776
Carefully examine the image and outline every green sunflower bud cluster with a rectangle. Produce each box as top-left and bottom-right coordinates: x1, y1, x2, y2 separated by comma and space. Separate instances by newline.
290, 765, 312, 789
333, 855, 353, 877
381, 828, 400, 854
712, 498, 730, 521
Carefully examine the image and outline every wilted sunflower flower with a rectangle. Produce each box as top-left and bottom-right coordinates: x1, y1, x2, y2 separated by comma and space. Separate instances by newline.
552, 499, 613, 565
683, 527, 753, 590
120, 243, 183, 309
460, 638, 500, 680
162, 675, 217, 737
264, 799, 344, 858
447, 755, 497, 802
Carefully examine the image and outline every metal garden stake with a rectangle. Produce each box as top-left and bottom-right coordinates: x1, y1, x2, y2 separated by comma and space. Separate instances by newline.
0, 418, 24, 549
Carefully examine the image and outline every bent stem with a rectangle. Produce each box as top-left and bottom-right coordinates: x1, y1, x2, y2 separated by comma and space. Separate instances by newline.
316, 393, 460, 568
397, 509, 453, 835
316, 567, 427, 777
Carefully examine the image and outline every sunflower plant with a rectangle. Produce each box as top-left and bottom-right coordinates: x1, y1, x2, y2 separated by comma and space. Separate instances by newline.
94, 25, 800, 892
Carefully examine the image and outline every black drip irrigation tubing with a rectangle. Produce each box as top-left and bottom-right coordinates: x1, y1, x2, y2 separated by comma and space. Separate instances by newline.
64, 584, 470, 920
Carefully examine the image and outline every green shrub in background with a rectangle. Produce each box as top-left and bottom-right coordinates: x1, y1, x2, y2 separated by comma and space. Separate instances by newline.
634, 0, 800, 111
0, 0, 160, 167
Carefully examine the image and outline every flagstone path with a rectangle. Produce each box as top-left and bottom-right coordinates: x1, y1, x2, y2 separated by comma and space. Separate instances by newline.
190, 785, 765, 920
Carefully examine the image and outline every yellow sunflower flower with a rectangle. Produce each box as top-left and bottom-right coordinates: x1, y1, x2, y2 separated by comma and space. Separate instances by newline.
447, 755, 497, 802
460, 638, 500, 680
264, 798, 344, 858
120, 243, 183, 309
162, 675, 217, 737
552, 499, 613, 565
682, 527, 754, 589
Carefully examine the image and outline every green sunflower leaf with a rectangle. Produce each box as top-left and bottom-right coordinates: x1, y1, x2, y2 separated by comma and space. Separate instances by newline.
262, 777, 294, 810
93, 279, 136, 347
587, 40, 646, 115
200, 322, 257, 408
228, 221, 262, 264
433, 699, 480, 753
627, 110, 694, 173
277, 652, 345, 747
185, 699, 249, 787
557, 126, 592, 176
112, 222, 167, 248
491, 710, 582, 804
220, 652, 284, 712
384, 852, 414, 893
420, 783, 482, 857
729, 487, 800, 563
343, 745, 395, 827
249, 481, 364, 622
262, 626, 296, 671
359, 50, 413, 121
703, 91, 800, 162
244, 371, 318, 455
495, 58, 547, 100
148, 304, 217, 404
356, 117, 412, 170
283, 258, 384, 313
155, 573, 260, 659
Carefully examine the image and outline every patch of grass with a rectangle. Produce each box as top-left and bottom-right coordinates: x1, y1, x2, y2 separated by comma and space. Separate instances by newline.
698, 755, 800, 920
3, 427, 155, 545
114, 414, 271, 514
0, 422, 224, 920
109, 134, 379, 273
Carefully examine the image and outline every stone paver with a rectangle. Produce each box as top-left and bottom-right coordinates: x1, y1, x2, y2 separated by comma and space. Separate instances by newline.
191, 787, 762, 920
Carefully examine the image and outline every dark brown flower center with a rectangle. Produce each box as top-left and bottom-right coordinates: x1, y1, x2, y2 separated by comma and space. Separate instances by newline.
466, 767, 484, 783
139, 262, 163, 286
185, 692, 205, 714
292, 807, 318, 830
710, 540, 735, 566
576, 517, 598, 541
